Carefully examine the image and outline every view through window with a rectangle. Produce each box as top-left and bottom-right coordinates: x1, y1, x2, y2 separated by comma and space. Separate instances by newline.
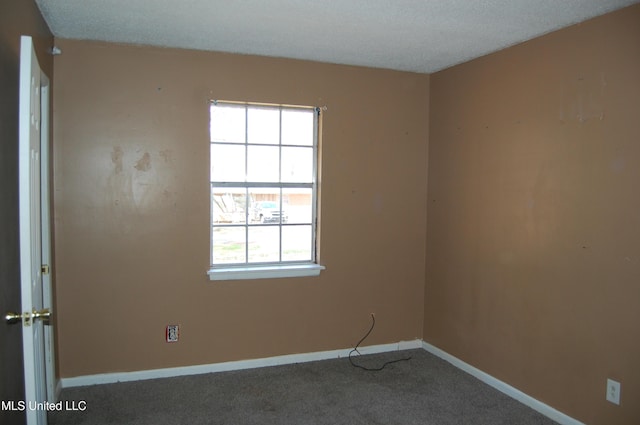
210, 102, 320, 267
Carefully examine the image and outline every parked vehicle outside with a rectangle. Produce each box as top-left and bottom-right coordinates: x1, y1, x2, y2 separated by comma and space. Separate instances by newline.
251, 201, 288, 223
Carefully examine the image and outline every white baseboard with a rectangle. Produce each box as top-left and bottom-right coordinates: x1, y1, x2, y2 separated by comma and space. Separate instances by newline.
60, 339, 423, 389
421, 341, 585, 425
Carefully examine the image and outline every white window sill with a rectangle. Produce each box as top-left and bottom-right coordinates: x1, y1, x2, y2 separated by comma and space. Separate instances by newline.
208, 264, 325, 281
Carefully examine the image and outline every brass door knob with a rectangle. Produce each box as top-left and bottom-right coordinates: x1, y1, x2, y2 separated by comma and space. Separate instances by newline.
33, 308, 51, 321
5, 311, 26, 325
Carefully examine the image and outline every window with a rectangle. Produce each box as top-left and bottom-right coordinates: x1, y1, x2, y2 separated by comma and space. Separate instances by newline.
208, 101, 324, 280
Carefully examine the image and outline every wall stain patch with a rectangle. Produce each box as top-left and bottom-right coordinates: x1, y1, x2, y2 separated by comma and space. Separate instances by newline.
111, 146, 124, 173
135, 152, 152, 172
159, 149, 172, 163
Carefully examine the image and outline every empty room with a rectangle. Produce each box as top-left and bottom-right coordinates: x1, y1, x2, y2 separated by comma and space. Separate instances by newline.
1, 1, 639, 424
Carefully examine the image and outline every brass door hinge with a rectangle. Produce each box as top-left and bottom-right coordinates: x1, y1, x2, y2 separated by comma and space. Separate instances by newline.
41, 264, 50, 275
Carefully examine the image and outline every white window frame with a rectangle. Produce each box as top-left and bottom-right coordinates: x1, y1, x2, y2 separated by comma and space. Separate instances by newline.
207, 101, 324, 281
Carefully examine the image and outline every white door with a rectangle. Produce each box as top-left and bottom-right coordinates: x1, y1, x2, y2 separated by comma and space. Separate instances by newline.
18, 35, 49, 425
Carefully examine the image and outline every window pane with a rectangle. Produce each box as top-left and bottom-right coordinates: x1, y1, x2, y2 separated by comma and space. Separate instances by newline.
210, 101, 318, 270
211, 144, 245, 182
248, 226, 280, 263
212, 187, 247, 224
282, 225, 312, 261
247, 145, 279, 182
210, 104, 246, 143
282, 109, 313, 146
281, 146, 313, 183
212, 227, 246, 264
282, 188, 312, 224
249, 189, 284, 224
248, 107, 280, 145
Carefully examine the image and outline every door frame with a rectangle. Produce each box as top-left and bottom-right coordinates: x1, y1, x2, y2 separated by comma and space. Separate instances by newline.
40, 74, 57, 403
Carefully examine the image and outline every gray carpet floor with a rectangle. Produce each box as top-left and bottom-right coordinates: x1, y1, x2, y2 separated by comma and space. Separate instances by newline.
49, 349, 559, 425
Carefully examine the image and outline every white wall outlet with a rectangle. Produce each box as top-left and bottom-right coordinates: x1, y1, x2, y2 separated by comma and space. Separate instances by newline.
166, 324, 179, 343
606, 378, 621, 405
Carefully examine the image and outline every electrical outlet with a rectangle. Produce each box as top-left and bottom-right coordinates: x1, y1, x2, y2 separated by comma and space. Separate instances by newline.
166, 324, 179, 343
606, 378, 620, 405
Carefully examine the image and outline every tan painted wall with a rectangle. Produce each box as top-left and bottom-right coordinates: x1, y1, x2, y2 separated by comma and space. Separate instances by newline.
426, 5, 640, 425
52, 40, 429, 377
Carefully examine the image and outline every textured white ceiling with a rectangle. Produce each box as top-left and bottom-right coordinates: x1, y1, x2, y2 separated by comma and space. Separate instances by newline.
35, 0, 639, 73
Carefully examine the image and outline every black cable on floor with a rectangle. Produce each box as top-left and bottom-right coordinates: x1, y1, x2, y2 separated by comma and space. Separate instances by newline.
348, 313, 412, 371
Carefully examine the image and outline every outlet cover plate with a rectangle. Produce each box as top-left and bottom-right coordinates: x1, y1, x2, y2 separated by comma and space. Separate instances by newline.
606, 378, 620, 405
166, 324, 179, 343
